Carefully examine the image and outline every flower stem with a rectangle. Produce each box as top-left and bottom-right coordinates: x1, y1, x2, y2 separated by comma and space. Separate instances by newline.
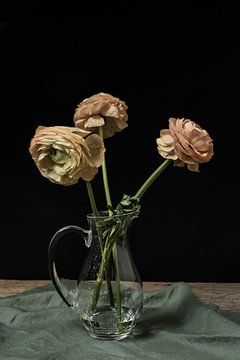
99, 127, 113, 215
99, 126, 122, 324
134, 159, 172, 200
86, 181, 98, 217
112, 244, 122, 322
86, 180, 115, 308
89, 244, 112, 311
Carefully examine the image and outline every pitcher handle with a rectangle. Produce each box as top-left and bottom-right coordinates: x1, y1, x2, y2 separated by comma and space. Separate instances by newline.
48, 225, 91, 307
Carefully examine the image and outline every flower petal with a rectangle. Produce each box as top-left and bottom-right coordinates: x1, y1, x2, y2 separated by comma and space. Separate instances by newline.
29, 125, 102, 186
85, 134, 105, 167
73, 92, 128, 138
85, 115, 105, 128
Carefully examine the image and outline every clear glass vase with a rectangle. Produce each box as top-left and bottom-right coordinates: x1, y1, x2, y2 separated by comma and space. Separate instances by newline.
48, 211, 143, 340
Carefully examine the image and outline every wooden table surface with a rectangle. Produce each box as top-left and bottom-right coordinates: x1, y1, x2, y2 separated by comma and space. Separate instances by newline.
0, 280, 240, 312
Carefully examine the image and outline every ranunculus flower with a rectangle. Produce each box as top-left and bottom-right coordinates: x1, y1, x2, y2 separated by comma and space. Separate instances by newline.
156, 118, 214, 171
29, 126, 105, 185
73, 92, 128, 138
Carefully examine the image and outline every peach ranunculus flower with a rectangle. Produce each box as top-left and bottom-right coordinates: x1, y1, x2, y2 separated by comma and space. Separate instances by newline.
29, 126, 105, 185
73, 92, 128, 138
156, 117, 214, 172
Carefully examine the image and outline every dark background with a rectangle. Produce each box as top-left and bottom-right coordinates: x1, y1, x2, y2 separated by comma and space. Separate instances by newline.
1, 1, 239, 282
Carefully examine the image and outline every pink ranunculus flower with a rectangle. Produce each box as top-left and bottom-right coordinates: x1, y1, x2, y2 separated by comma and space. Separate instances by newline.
73, 92, 128, 138
156, 117, 214, 171
29, 126, 105, 185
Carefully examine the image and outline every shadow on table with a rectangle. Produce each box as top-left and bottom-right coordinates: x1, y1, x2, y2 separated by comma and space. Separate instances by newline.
132, 284, 240, 340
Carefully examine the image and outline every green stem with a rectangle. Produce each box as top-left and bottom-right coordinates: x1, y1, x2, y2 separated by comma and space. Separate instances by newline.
99, 127, 113, 216
112, 245, 122, 322
134, 159, 172, 200
86, 180, 103, 253
86, 181, 115, 308
90, 243, 112, 311
99, 126, 122, 324
89, 223, 122, 312
86, 181, 98, 216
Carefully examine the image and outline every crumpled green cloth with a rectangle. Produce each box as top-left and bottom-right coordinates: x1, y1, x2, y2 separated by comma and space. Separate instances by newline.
0, 282, 240, 360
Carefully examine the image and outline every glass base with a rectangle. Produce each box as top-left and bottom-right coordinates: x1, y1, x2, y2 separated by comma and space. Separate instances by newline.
81, 305, 137, 340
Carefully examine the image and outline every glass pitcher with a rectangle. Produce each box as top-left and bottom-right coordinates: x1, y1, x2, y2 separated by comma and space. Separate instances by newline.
48, 211, 143, 340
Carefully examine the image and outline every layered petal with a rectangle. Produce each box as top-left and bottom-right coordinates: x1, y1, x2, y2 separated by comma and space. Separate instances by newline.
157, 118, 214, 172
156, 129, 178, 160
73, 92, 128, 138
29, 126, 104, 185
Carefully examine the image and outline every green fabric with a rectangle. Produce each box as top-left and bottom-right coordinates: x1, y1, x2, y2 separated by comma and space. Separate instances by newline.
0, 282, 240, 360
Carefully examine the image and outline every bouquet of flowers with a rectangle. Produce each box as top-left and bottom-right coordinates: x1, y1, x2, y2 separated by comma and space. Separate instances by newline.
29, 92, 213, 207
29, 92, 214, 339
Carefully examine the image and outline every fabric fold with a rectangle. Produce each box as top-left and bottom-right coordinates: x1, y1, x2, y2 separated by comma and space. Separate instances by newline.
0, 282, 240, 360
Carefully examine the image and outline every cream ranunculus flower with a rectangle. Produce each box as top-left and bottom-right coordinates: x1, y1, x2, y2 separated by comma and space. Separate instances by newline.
73, 92, 128, 138
29, 126, 105, 185
156, 117, 214, 172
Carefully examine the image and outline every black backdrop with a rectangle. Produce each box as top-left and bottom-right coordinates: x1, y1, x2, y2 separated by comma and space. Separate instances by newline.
1, 1, 239, 281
